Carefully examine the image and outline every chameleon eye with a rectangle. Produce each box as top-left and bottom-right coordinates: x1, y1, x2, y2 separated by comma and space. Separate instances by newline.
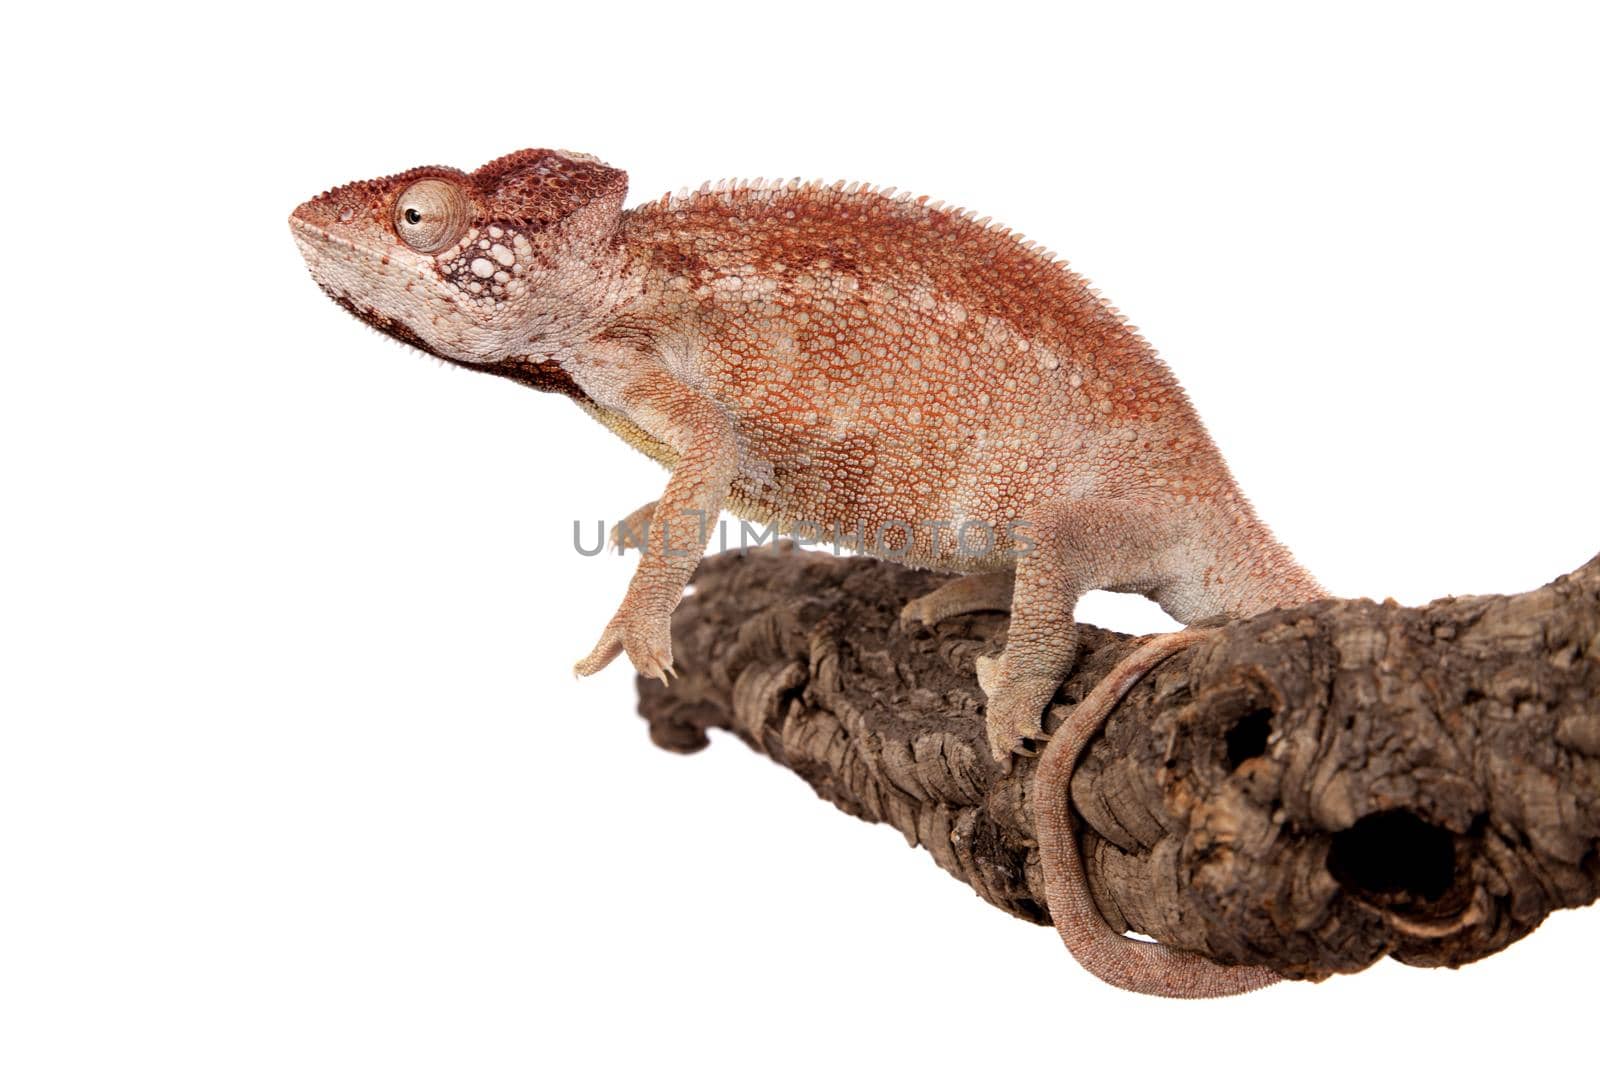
393, 179, 470, 254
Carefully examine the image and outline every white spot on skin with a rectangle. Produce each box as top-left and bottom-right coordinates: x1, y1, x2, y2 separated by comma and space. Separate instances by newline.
491, 244, 515, 267
471, 258, 495, 279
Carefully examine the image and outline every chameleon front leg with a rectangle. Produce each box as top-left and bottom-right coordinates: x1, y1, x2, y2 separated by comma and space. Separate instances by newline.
899, 571, 1015, 628
607, 499, 657, 554
573, 378, 737, 682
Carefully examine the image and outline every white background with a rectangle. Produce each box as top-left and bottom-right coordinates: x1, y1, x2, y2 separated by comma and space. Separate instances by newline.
4, 2, 1597, 1064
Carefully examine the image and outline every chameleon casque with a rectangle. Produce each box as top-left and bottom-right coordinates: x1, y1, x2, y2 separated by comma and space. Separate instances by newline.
291, 149, 1326, 994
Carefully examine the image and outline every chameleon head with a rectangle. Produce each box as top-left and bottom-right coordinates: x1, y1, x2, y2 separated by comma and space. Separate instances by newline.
288, 149, 628, 365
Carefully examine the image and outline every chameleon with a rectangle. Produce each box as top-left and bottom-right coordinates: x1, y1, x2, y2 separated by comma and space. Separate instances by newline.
290, 147, 1325, 995
289, 150, 1324, 980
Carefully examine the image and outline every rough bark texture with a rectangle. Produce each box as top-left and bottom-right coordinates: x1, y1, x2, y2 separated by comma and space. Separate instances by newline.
636, 543, 1600, 982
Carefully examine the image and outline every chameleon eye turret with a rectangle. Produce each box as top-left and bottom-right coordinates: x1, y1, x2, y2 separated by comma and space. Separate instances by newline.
392, 178, 471, 254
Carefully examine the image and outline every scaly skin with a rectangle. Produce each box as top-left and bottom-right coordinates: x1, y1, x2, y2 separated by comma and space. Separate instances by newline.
289, 146, 1322, 774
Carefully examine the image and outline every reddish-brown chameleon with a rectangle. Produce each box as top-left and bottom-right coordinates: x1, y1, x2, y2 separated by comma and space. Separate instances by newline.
291, 149, 1324, 995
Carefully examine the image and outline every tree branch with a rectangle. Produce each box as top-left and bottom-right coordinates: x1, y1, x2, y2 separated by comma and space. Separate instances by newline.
635, 544, 1600, 982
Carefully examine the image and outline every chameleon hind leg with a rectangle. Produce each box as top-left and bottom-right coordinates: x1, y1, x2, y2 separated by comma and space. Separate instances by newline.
899, 571, 1015, 628
976, 502, 1123, 763
978, 577, 1088, 759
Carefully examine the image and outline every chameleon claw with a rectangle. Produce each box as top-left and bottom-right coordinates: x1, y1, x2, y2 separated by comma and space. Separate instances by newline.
644, 653, 676, 685
637, 659, 674, 686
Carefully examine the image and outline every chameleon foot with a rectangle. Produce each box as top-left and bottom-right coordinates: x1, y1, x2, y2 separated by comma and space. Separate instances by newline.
899, 571, 1015, 629
574, 607, 676, 683
977, 652, 1054, 762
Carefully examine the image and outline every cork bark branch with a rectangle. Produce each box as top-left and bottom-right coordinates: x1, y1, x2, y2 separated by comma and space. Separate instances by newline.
636, 544, 1600, 982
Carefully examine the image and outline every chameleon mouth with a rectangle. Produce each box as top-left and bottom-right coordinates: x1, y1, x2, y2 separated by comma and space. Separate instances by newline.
310, 280, 585, 398
289, 213, 450, 357
287, 213, 435, 285
287, 212, 353, 256
289, 215, 399, 268
286, 212, 321, 239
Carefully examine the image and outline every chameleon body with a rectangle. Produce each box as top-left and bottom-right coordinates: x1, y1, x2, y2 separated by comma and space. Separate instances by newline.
290, 152, 1323, 988
291, 147, 1323, 994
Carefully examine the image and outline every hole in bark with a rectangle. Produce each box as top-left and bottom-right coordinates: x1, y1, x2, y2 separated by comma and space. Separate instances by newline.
1225, 707, 1273, 769
1328, 810, 1456, 902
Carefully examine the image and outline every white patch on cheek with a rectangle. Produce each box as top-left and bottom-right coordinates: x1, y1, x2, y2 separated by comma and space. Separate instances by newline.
293, 221, 480, 357
435, 227, 533, 307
